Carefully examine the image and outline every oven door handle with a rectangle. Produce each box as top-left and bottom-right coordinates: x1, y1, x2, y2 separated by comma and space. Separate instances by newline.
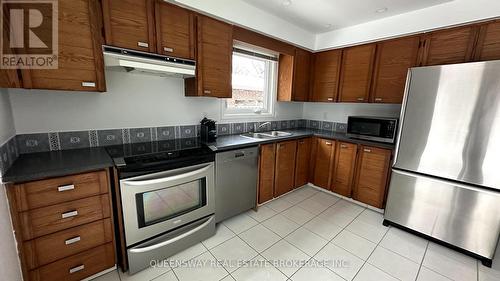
128, 216, 214, 254
122, 164, 212, 186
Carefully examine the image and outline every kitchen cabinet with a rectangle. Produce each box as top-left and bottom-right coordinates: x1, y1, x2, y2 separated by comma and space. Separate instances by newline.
353, 146, 392, 208
310, 50, 342, 102
277, 54, 294, 102
331, 142, 357, 197
311, 138, 335, 189
155, 1, 195, 60
292, 48, 312, 101
338, 44, 376, 103
258, 143, 276, 204
294, 138, 312, 188
419, 26, 478, 66
274, 140, 298, 197
102, 0, 156, 53
370, 37, 420, 104
474, 21, 500, 61
186, 15, 232, 98
21, 0, 105, 92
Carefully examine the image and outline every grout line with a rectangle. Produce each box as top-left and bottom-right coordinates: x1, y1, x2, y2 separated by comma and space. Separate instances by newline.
414, 242, 430, 281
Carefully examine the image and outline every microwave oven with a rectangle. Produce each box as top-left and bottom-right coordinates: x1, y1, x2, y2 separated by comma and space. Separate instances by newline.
346, 116, 398, 143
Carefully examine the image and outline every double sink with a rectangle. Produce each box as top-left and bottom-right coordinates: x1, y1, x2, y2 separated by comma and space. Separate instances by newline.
240, 131, 293, 140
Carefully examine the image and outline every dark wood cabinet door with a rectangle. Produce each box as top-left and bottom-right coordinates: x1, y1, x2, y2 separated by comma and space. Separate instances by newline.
102, 0, 156, 52
474, 21, 500, 61
274, 140, 298, 197
196, 15, 232, 98
294, 138, 312, 188
419, 26, 478, 66
353, 146, 391, 208
338, 44, 376, 103
331, 142, 357, 197
292, 48, 312, 101
311, 50, 341, 102
21, 0, 105, 92
155, 1, 195, 60
370, 37, 420, 104
312, 138, 335, 189
258, 143, 276, 204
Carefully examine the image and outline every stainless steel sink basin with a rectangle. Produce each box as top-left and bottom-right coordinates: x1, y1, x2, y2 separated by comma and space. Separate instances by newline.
240, 131, 293, 139
240, 132, 272, 139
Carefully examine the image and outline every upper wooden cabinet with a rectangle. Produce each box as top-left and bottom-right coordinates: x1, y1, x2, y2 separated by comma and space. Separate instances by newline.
331, 142, 357, 197
21, 0, 105, 92
292, 48, 312, 101
474, 21, 500, 61
188, 15, 232, 98
311, 138, 335, 189
370, 37, 420, 104
338, 44, 376, 103
155, 1, 195, 59
258, 143, 276, 204
419, 26, 478, 66
274, 140, 298, 197
310, 50, 342, 102
294, 138, 312, 188
353, 146, 392, 209
102, 0, 156, 53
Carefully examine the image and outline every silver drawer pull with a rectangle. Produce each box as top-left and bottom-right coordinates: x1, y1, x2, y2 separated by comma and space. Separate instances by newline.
299, 141, 304, 144
69, 264, 84, 274
57, 184, 75, 192
62, 210, 78, 219
163, 47, 174, 52
204, 90, 212, 94
81, 82, 96, 88
327, 97, 333, 101
137, 41, 149, 48
356, 97, 364, 101
374, 97, 383, 102
341, 144, 348, 148
363, 148, 372, 153
325, 141, 332, 146
65, 236, 81, 245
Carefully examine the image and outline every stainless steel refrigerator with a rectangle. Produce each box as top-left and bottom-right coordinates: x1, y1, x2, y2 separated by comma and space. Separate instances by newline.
384, 60, 500, 267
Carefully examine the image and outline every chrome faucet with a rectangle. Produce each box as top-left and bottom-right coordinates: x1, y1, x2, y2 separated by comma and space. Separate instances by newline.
255, 122, 271, 132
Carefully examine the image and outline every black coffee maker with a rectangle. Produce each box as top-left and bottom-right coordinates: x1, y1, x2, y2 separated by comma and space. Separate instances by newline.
200, 117, 217, 142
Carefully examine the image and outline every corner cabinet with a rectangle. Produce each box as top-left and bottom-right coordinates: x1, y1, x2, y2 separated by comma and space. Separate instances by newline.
331, 142, 357, 197
311, 138, 335, 189
186, 15, 233, 98
292, 48, 312, 101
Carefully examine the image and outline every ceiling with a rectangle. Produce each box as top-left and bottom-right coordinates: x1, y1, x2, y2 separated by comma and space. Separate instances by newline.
243, 0, 454, 33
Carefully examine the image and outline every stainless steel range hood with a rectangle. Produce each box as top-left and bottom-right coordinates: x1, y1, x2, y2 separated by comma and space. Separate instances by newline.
103, 45, 196, 78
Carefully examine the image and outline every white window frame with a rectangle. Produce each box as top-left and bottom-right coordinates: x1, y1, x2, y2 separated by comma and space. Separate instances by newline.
220, 46, 278, 121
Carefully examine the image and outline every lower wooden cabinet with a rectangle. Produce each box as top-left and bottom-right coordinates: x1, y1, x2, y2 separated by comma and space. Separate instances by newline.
352, 145, 392, 208
294, 138, 312, 187
331, 142, 357, 197
311, 138, 335, 189
274, 140, 298, 197
258, 143, 276, 204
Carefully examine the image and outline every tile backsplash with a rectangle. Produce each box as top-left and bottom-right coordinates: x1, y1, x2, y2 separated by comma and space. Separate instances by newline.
0, 136, 19, 176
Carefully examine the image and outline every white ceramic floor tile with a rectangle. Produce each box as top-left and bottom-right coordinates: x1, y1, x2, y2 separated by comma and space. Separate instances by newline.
285, 227, 328, 256
202, 223, 236, 249
281, 205, 315, 225
232, 255, 287, 281
281, 190, 310, 205
210, 236, 259, 273
152, 270, 179, 281
173, 251, 229, 281
379, 227, 428, 263
314, 243, 364, 281
265, 197, 294, 213
423, 243, 478, 281
168, 243, 207, 265
92, 270, 121, 281
308, 192, 340, 207
246, 206, 277, 222
329, 200, 365, 216
223, 213, 258, 234
345, 209, 388, 243
303, 216, 343, 241
332, 230, 376, 260
479, 242, 500, 281
262, 214, 300, 238
417, 267, 453, 281
120, 266, 172, 281
368, 246, 419, 281
294, 185, 319, 197
261, 240, 310, 277
239, 224, 281, 253
291, 266, 344, 281
296, 197, 330, 215
354, 263, 398, 281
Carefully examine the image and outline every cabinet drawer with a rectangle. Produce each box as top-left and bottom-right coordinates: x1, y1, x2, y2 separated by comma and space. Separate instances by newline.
29, 243, 115, 281
20, 195, 110, 241
24, 218, 113, 269
13, 170, 109, 211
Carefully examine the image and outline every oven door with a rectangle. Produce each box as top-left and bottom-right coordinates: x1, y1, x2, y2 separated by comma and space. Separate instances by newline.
120, 162, 215, 246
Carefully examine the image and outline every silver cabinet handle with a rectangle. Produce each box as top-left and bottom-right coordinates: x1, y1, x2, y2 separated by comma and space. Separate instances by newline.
327, 97, 333, 101
363, 148, 372, 153
69, 264, 84, 274
374, 97, 383, 102
340, 144, 348, 148
58, 184, 75, 192
325, 141, 332, 146
356, 97, 364, 101
61, 210, 78, 219
163, 47, 174, 53
81, 82, 96, 88
299, 140, 305, 144
137, 41, 149, 48
204, 90, 212, 94
65, 236, 81, 245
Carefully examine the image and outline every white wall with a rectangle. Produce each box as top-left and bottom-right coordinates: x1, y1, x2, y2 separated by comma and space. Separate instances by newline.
8, 70, 303, 133
302, 102, 401, 123
315, 0, 500, 50
0, 89, 15, 145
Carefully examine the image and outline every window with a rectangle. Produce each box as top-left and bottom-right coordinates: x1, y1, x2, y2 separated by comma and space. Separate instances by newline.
221, 46, 278, 120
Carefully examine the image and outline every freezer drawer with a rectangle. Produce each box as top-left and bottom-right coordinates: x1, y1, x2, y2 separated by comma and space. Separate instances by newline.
385, 169, 500, 261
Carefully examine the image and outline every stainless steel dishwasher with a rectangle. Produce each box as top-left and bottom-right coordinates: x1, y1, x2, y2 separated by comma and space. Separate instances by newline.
215, 146, 259, 223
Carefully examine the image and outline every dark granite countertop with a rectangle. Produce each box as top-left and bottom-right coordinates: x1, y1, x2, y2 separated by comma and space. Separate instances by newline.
205, 129, 396, 152
1, 147, 114, 183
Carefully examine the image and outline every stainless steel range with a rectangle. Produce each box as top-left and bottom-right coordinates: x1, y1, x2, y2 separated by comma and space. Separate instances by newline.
108, 139, 216, 274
